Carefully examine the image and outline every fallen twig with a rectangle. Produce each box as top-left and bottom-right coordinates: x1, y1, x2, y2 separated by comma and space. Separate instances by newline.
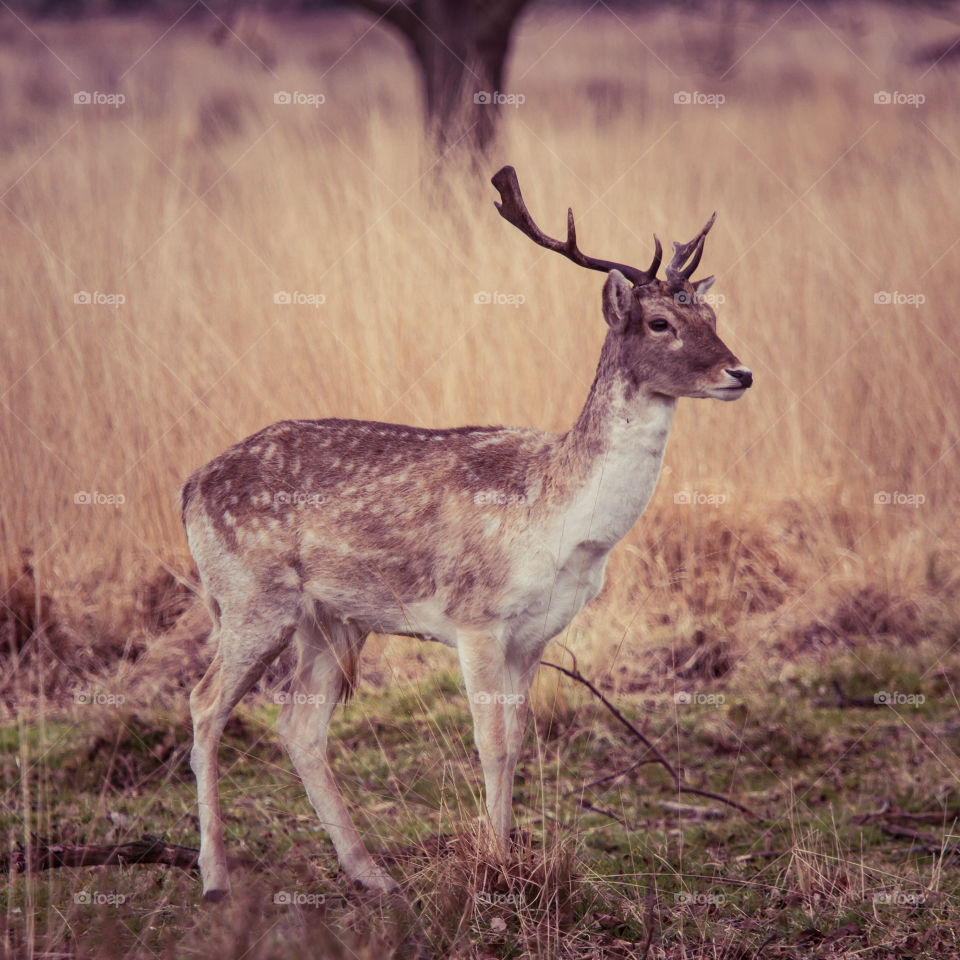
659, 800, 725, 821
879, 823, 960, 856
541, 657, 679, 780
541, 654, 759, 820
3, 835, 207, 874
577, 799, 631, 828
854, 802, 960, 826
575, 757, 667, 794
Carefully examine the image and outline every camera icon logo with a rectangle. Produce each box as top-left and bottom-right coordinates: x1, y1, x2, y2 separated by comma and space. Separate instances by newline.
674, 691, 692, 704
74, 491, 92, 505
74, 92, 91, 105
74, 891, 92, 904
874, 91, 892, 105
473, 291, 492, 304
274, 291, 292, 305
274, 91, 292, 105
474, 91, 492, 104
74, 291, 91, 305
674, 91, 692, 104
274, 891, 292, 904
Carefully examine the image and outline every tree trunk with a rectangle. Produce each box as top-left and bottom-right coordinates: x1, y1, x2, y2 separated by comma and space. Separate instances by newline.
347, 0, 531, 155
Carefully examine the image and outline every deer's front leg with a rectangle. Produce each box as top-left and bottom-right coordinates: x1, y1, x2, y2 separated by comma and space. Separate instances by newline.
500, 641, 542, 830
458, 631, 510, 843
458, 631, 541, 848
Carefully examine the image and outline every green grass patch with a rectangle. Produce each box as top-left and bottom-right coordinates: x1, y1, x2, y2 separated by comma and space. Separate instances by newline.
4, 662, 960, 958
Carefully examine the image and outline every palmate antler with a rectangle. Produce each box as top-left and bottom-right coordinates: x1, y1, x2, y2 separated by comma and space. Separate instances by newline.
491, 165, 661, 286
491, 165, 715, 287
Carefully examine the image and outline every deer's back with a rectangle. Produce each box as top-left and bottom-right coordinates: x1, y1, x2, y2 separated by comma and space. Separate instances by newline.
181, 417, 559, 633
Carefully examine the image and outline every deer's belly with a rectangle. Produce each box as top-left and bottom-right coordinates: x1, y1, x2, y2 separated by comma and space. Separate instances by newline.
303, 539, 611, 650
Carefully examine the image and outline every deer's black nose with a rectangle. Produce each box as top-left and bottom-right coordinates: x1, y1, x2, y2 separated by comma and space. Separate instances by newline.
726, 368, 753, 388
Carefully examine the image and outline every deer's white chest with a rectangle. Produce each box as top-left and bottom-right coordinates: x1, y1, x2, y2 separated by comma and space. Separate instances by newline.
504, 399, 676, 653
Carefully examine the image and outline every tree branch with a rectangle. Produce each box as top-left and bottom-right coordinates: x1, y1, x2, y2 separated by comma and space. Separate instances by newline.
2, 835, 252, 874
540, 655, 759, 820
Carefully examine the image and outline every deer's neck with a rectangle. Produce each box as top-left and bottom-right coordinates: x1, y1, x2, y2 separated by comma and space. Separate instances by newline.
548, 345, 676, 549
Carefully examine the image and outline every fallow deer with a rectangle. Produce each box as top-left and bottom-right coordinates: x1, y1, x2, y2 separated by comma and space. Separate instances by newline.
181, 165, 752, 899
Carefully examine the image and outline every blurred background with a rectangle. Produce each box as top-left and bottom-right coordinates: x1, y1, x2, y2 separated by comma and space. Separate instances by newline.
1, 0, 959, 703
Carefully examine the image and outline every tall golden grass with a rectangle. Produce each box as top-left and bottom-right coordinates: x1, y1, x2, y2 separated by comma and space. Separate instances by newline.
2, 4, 958, 689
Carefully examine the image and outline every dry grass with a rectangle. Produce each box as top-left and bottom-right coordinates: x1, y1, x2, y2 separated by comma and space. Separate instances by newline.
2, 5, 959, 696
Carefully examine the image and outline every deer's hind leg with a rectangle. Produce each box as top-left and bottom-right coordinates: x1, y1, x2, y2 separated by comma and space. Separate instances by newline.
189, 587, 300, 901
276, 607, 395, 891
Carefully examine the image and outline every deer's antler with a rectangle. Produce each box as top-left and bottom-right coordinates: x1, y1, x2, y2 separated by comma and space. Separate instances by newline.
491, 165, 661, 286
665, 212, 716, 283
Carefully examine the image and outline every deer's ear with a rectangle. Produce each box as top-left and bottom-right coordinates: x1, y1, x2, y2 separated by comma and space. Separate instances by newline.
602, 270, 634, 333
694, 275, 716, 298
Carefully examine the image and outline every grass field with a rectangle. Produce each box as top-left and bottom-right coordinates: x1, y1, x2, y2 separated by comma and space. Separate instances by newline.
2, 2, 960, 956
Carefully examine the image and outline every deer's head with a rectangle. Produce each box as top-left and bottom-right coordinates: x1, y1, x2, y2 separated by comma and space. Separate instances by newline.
492, 166, 752, 402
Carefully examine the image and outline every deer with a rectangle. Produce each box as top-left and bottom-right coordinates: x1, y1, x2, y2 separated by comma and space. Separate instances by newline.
180, 165, 752, 900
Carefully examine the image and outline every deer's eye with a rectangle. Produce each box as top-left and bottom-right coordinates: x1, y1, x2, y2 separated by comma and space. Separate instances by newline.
648, 319, 670, 332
